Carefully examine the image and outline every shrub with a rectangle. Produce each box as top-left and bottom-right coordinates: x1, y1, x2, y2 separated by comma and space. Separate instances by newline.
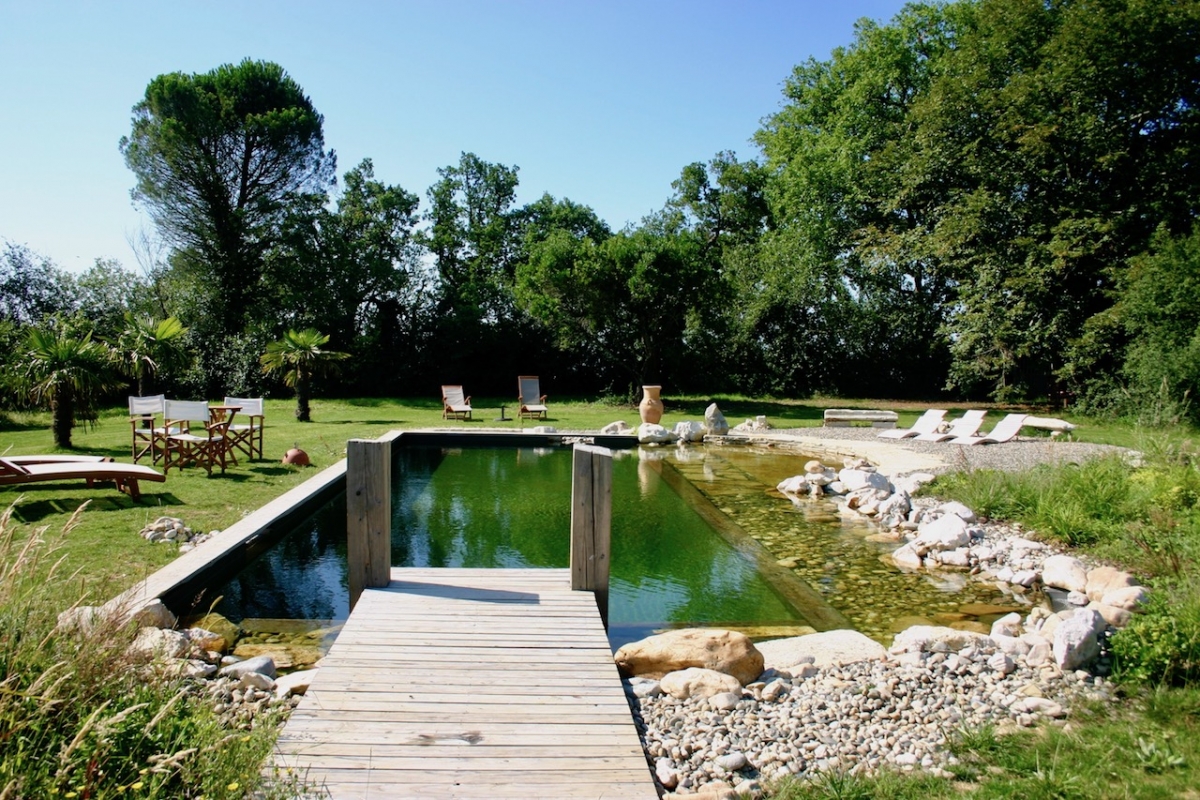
1111, 578, 1200, 687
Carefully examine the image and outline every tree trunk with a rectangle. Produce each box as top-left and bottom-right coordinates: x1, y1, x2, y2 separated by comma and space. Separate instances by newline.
52, 388, 74, 449
295, 377, 311, 422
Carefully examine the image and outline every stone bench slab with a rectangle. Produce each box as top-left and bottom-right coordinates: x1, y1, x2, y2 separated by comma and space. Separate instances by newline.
823, 409, 899, 429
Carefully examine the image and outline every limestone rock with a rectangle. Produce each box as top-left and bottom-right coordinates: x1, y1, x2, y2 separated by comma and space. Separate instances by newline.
937, 501, 977, 523
130, 627, 192, 660
219, 655, 277, 680
1041, 554, 1089, 593
673, 420, 706, 443
891, 543, 924, 570
637, 423, 676, 444
708, 691, 741, 711
239, 671, 276, 691
914, 514, 970, 553
1086, 566, 1139, 601
130, 600, 177, 630
776, 475, 807, 495
1052, 609, 1107, 670
660, 667, 742, 699
990, 612, 1023, 639
232, 642, 322, 670
1100, 585, 1148, 611
275, 668, 319, 699
703, 403, 730, 436
185, 627, 228, 654
615, 628, 764, 685
757, 629, 887, 670
56, 605, 103, 634
838, 468, 892, 493
656, 758, 680, 790
600, 420, 633, 435
890, 625, 995, 655
1087, 601, 1132, 628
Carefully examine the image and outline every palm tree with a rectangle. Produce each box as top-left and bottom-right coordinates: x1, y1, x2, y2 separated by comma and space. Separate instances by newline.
111, 312, 189, 396
260, 328, 349, 422
23, 326, 122, 448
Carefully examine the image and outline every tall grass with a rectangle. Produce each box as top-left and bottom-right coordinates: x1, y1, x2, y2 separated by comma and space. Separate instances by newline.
0, 502, 286, 799
932, 446, 1200, 689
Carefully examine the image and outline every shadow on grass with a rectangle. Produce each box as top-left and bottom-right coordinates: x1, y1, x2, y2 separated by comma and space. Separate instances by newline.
7, 489, 184, 521
307, 419, 408, 426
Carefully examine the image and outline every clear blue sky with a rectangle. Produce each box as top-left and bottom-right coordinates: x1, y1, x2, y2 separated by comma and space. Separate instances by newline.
1, 1, 908, 274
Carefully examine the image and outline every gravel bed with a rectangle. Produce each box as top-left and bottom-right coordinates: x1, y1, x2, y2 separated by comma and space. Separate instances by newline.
766, 427, 1134, 475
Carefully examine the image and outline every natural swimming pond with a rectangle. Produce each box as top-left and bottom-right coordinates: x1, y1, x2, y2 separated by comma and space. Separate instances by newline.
207, 442, 1025, 651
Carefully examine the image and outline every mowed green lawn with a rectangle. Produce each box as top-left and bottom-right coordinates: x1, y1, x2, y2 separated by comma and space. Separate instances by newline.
0, 394, 1114, 601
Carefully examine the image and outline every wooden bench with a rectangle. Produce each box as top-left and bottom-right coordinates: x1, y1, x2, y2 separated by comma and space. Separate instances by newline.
823, 409, 899, 429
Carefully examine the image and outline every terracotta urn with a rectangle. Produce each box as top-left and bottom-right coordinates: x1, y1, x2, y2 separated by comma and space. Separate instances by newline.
283, 448, 310, 467
639, 385, 664, 425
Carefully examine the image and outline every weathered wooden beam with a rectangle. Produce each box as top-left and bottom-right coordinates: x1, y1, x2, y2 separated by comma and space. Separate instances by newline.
347, 437, 392, 609
570, 443, 613, 628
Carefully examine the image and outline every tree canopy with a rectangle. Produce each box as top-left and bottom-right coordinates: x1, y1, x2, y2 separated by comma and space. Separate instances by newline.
120, 59, 336, 335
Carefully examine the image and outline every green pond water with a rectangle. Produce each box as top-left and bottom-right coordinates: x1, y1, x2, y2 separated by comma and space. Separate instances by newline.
210, 444, 1024, 650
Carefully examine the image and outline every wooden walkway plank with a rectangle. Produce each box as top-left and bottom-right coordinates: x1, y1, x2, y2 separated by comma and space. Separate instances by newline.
271, 568, 657, 799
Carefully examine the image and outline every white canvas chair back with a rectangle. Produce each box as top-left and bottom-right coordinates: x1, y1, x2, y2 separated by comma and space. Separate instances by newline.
224, 396, 263, 416
443, 386, 466, 407
164, 399, 211, 424
518, 377, 541, 404
129, 394, 165, 417
129, 395, 167, 463
224, 396, 264, 459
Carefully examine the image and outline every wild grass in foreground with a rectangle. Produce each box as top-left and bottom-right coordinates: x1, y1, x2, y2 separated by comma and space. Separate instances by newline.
0, 504, 292, 799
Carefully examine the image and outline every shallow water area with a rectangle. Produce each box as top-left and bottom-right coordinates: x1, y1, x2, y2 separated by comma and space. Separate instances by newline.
206, 441, 1029, 654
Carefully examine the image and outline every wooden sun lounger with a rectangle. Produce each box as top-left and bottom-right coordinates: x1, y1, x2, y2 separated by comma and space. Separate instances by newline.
0, 457, 165, 500
3, 455, 113, 466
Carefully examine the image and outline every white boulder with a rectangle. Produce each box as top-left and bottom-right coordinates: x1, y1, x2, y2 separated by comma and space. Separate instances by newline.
1052, 608, 1107, 670
637, 423, 676, 444
757, 629, 887, 670
704, 403, 730, 436
673, 420, 706, 443
1041, 554, 1089, 593
914, 514, 971, 553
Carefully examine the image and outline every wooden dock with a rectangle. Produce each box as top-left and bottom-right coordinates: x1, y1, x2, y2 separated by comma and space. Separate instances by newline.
271, 567, 657, 799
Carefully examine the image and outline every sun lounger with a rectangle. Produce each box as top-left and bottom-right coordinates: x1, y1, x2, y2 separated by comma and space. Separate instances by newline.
2, 455, 113, 465
911, 410, 988, 443
518, 376, 548, 420
441, 386, 473, 420
878, 409, 947, 440
949, 413, 1029, 445
0, 456, 165, 500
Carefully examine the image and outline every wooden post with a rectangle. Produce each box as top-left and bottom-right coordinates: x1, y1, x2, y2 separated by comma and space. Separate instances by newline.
571, 443, 613, 628
347, 437, 391, 609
